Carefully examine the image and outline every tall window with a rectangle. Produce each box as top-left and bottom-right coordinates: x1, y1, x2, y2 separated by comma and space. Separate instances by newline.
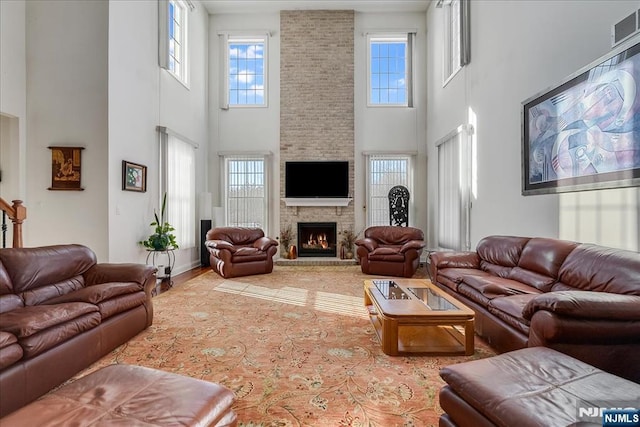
223, 35, 267, 107
437, 125, 472, 251
368, 33, 414, 107
442, 0, 470, 85
159, 127, 197, 248
366, 154, 413, 226
222, 154, 269, 229
159, 0, 189, 85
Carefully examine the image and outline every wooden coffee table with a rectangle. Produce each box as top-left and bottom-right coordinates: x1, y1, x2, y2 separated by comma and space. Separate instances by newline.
364, 279, 475, 356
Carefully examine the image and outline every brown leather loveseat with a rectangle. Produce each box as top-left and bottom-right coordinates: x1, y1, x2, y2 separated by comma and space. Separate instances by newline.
0, 244, 156, 417
355, 226, 425, 278
205, 227, 278, 278
429, 235, 640, 383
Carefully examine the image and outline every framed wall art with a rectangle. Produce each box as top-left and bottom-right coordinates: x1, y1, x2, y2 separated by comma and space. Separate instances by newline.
521, 39, 640, 196
48, 146, 84, 191
122, 160, 147, 192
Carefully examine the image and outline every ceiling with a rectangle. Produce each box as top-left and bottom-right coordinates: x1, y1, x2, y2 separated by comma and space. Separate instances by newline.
199, 0, 432, 14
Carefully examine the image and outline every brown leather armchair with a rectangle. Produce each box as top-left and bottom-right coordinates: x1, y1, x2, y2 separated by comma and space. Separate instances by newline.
205, 227, 278, 278
355, 226, 425, 278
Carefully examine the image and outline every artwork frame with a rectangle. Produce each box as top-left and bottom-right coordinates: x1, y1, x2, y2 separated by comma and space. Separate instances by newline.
122, 161, 147, 193
521, 38, 640, 196
48, 146, 84, 191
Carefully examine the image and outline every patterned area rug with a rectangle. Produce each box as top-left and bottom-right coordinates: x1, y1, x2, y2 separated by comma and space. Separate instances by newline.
80, 266, 494, 427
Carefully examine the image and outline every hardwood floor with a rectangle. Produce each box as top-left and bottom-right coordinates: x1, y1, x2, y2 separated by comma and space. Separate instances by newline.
153, 265, 210, 296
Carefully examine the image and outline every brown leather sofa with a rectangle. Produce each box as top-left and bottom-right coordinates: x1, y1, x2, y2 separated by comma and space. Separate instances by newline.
439, 346, 640, 427
205, 227, 278, 278
0, 244, 156, 417
429, 235, 640, 383
355, 226, 425, 278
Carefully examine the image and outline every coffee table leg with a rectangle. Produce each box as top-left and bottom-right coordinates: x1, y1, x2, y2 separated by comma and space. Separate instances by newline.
464, 319, 474, 356
381, 317, 399, 356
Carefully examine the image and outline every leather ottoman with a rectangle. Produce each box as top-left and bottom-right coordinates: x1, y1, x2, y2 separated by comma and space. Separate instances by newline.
439, 347, 640, 427
0, 364, 237, 426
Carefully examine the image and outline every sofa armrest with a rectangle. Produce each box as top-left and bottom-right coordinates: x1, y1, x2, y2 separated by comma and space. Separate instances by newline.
523, 291, 640, 321
354, 238, 378, 252
205, 239, 235, 252
399, 240, 426, 253
429, 251, 479, 282
84, 263, 156, 287
253, 236, 278, 251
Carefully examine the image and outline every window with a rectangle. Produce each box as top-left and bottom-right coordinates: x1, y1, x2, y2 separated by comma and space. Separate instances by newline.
437, 125, 472, 251
442, 0, 470, 85
222, 154, 270, 229
159, 0, 189, 85
368, 34, 414, 107
158, 127, 197, 248
365, 154, 413, 226
223, 35, 267, 107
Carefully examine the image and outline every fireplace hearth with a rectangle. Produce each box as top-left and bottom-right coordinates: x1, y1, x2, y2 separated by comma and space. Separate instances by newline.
297, 222, 337, 257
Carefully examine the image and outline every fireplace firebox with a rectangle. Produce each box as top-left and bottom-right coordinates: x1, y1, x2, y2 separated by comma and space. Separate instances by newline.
297, 222, 337, 257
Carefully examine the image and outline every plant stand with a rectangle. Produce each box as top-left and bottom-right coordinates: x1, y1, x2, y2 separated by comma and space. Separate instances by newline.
145, 248, 175, 290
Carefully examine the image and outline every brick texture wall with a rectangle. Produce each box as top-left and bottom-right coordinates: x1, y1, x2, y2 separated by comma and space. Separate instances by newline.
280, 10, 355, 253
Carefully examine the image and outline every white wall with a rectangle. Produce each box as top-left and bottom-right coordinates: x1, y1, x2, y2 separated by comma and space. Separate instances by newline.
426, 0, 639, 249
354, 12, 428, 234
24, 0, 109, 257
0, 0, 27, 203
108, 0, 209, 273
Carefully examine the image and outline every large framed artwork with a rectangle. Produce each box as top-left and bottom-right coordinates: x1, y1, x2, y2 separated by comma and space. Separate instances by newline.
521, 39, 640, 195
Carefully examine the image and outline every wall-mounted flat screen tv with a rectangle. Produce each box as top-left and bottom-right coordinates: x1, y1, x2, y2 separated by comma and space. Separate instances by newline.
521, 38, 640, 195
285, 161, 349, 198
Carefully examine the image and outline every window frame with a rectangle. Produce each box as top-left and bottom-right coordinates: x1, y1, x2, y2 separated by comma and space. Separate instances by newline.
367, 33, 414, 108
442, 0, 470, 87
220, 153, 271, 233
364, 153, 415, 227
221, 34, 269, 109
159, 0, 189, 87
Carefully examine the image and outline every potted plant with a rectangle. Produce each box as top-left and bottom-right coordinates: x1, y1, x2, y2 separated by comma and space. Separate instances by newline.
339, 227, 358, 259
278, 223, 294, 259
139, 193, 179, 251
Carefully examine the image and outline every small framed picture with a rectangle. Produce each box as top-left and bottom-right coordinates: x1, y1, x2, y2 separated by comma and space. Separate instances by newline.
48, 146, 84, 191
122, 160, 147, 192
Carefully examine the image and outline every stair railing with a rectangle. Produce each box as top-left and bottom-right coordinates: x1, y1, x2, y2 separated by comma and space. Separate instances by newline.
0, 198, 26, 248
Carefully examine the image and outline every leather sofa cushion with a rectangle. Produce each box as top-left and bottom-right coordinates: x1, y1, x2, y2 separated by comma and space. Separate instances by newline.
487, 294, 536, 333
363, 226, 424, 245
0, 244, 96, 294
506, 267, 555, 292
0, 294, 24, 314
19, 312, 101, 358
21, 276, 85, 307
43, 282, 142, 305
516, 237, 578, 279
207, 227, 266, 245
98, 292, 147, 319
438, 268, 490, 286
462, 275, 541, 298
0, 262, 12, 295
0, 331, 22, 369
476, 236, 530, 268
558, 244, 640, 295
0, 302, 99, 338
231, 248, 268, 263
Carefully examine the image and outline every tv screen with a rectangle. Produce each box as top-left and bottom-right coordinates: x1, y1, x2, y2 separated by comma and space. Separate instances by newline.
285, 161, 349, 198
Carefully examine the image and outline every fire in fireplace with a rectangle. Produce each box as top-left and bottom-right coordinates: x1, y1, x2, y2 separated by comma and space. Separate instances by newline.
297, 222, 337, 257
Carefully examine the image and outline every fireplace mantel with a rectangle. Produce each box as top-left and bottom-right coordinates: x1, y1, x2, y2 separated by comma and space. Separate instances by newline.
282, 198, 352, 215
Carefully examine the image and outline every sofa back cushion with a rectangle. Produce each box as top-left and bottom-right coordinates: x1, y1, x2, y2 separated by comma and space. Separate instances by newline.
364, 226, 424, 245
0, 245, 96, 304
507, 238, 579, 291
476, 236, 530, 277
556, 244, 640, 295
207, 227, 265, 245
